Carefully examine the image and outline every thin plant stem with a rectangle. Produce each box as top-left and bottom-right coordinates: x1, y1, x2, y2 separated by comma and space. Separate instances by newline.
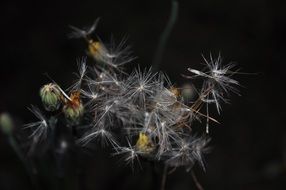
160, 164, 168, 190
150, 162, 158, 190
8, 136, 27, 167
8, 136, 38, 189
191, 170, 204, 190
152, 0, 179, 72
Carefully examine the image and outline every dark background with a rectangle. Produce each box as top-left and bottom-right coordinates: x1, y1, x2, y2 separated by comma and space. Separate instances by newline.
0, 0, 286, 189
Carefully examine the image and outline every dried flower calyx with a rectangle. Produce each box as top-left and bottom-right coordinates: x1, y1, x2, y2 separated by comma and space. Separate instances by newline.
63, 91, 84, 124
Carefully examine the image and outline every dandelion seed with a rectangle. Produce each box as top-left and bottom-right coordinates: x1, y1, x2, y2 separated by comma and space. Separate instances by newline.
24, 106, 48, 142
153, 87, 177, 108
189, 136, 210, 171
165, 136, 210, 171
187, 54, 239, 113
87, 67, 123, 92
155, 120, 181, 157
103, 36, 136, 68
113, 139, 141, 169
80, 85, 102, 110
68, 57, 87, 91
69, 18, 100, 39
78, 126, 117, 148
124, 67, 159, 107
88, 37, 135, 73
184, 54, 240, 133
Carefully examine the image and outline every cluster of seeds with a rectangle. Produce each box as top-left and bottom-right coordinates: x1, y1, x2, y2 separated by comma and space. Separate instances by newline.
25, 19, 239, 171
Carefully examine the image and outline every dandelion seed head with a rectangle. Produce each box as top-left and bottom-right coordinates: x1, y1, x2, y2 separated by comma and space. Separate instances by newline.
25, 19, 240, 174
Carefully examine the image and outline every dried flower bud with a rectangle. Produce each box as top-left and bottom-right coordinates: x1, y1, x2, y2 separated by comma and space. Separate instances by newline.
170, 86, 181, 97
0, 113, 14, 135
88, 40, 107, 63
63, 91, 84, 124
40, 83, 62, 111
135, 132, 154, 154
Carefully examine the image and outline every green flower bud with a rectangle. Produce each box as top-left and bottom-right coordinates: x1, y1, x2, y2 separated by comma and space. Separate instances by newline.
181, 83, 195, 101
63, 103, 84, 125
40, 83, 62, 111
0, 113, 14, 135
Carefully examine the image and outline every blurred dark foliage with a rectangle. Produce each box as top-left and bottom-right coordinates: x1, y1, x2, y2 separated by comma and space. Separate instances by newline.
0, 0, 286, 189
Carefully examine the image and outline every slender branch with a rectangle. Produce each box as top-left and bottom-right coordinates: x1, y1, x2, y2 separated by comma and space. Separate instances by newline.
191, 170, 204, 190
152, 0, 179, 72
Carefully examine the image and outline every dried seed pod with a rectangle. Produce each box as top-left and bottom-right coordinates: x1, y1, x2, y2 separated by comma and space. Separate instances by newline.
63, 91, 84, 124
